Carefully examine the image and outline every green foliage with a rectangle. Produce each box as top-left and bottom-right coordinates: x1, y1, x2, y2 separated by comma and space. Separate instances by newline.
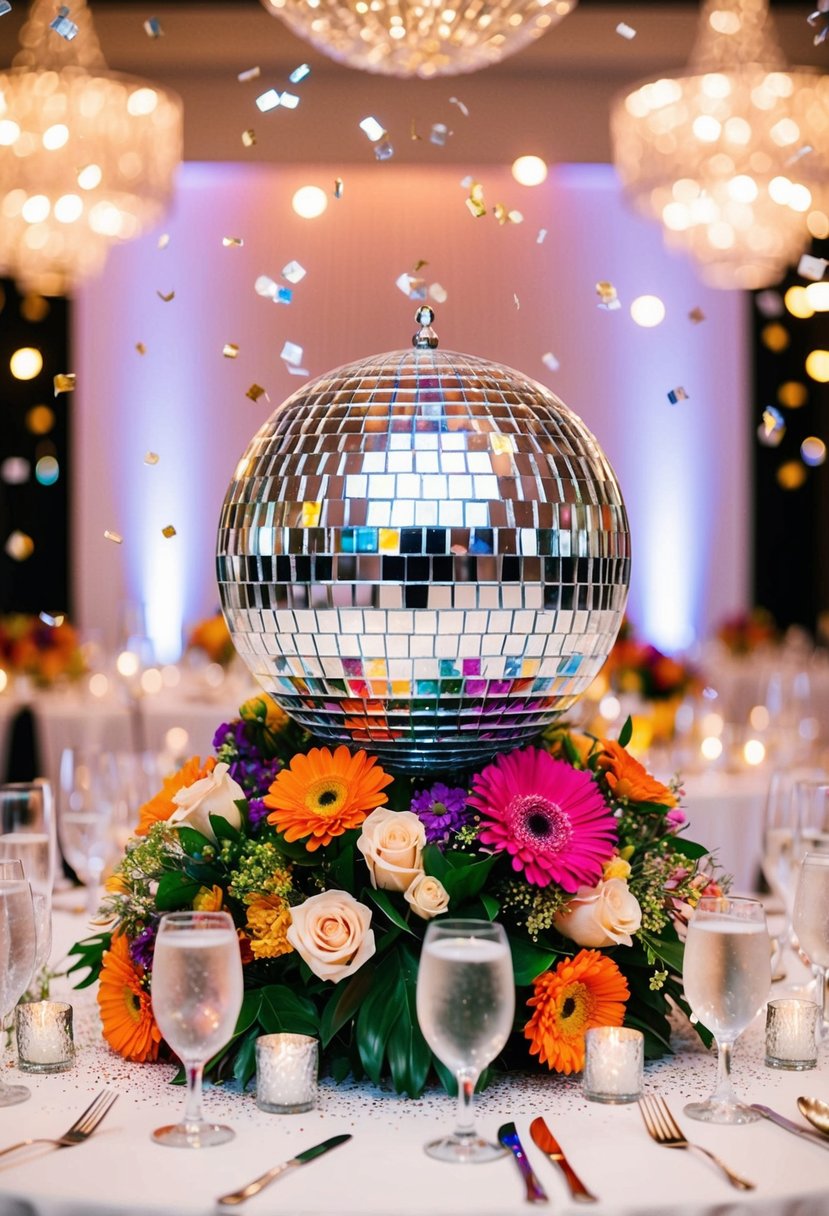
66, 932, 110, 987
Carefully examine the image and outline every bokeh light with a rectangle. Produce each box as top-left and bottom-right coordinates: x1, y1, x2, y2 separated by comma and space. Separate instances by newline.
784, 285, 814, 319
805, 350, 829, 383
291, 186, 328, 219
777, 460, 808, 490
630, 295, 666, 327
801, 437, 827, 467
778, 380, 808, 408
34, 455, 59, 485
761, 322, 789, 352
511, 155, 548, 186
26, 405, 55, 435
10, 346, 42, 380
805, 282, 829, 312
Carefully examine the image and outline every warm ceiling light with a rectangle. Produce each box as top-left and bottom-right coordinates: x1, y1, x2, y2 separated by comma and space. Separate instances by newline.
10, 346, 42, 380
291, 186, 328, 219
511, 156, 548, 187
805, 350, 829, 383
805, 282, 829, 312
784, 285, 815, 318
761, 322, 789, 351
630, 295, 666, 327
0, 0, 182, 295
777, 380, 808, 407
801, 437, 827, 467
611, 0, 829, 290
777, 460, 807, 490
260, 0, 577, 78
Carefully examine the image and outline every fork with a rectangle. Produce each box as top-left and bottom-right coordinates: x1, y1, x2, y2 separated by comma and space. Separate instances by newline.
0, 1090, 118, 1158
638, 1095, 754, 1191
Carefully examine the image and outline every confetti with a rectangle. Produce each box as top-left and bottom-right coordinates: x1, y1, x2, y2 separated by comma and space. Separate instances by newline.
360, 116, 386, 142
254, 274, 278, 299
256, 88, 281, 113
465, 181, 487, 218
616, 21, 636, 39
281, 341, 304, 366
396, 273, 426, 300
50, 6, 77, 40
374, 139, 394, 162
542, 352, 560, 372
513, 293, 520, 310
688, 307, 706, 324
242, 129, 256, 147
156, 289, 175, 302
282, 260, 306, 283
143, 16, 163, 37
279, 92, 300, 110
334, 177, 344, 199
38, 611, 65, 627
429, 283, 448, 304
757, 421, 785, 448
144, 451, 160, 465
762, 405, 785, 437
798, 253, 828, 281
135, 342, 147, 354
246, 384, 269, 403
222, 236, 244, 247
596, 281, 621, 310
537, 228, 547, 244
0, 2, 12, 16
53, 373, 75, 395
238, 66, 261, 83
410, 119, 422, 141
104, 530, 123, 545
222, 343, 240, 359
287, 365, 309, 377
448, 97, 469, 117
161, 525, 177, 539
755, 289, 783, 317
667, 386, 688, 405
289, 63, 311, 84
430, 123, 450, 147
5, 531, 34, 561
157, 233, 170, 249
786, 145, 813, 166
274, 286, 293, 304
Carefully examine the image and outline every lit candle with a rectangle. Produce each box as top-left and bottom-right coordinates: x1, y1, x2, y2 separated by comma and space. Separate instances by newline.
765, 998, 818, 1070
255, 1033, 318, 1113
583, 1026, 644, 1103
15, 1001, 74, 1073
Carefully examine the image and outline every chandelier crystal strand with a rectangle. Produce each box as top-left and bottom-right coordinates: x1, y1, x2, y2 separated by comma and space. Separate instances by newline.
259, 0, 577, 79
611, 0, 829, 290
0, 0, 182, 295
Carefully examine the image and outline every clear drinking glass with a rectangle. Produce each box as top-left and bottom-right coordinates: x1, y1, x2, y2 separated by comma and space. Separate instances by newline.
415, 919, 514, 1162
0, 860, 36, 1105
57, 749, 127, 918
0, 781, 57, 891
795, 780, 829, 858
682, 895, 771, 1124
793, 853, 829, 1039
0, 836, 52, 978
762, 768, 826, 974
150, 910, 243, 1148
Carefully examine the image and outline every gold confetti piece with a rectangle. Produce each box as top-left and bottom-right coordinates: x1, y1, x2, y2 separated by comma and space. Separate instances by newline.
53, 373, 75, 395
667, 386, 688, 404
595, 281, 621, 310
157, 289, 175, 302
334, 177, 344, 199
616, 21, 636, 38
798, 253, 828, 281
104, 529, 123, 544
144, 451, 160, 465
763, 405, 785, 437
39, 611, 65, 627
542, 352, 560, 372
144, 16, 163, 37
465, 180, 487, 218
466, 197, 487, 219
222, 236, 244, 247
412, 259, 429, 273
237, 66, 261, 83
223, 343, 240, 359
448, 96, 469, 117
688, 307, 706, 324
5, 531, 34, 561
135, 342, 147, 355
158, 233, 170, 249
493, 203, 508, 225
410, 118, 422, 141
246, 383, 269, 403
162, 524, 177, 538
242, 128, 256, 148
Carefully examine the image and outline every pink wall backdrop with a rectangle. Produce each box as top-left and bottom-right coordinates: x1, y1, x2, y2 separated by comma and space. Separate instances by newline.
74, 162, 749, 660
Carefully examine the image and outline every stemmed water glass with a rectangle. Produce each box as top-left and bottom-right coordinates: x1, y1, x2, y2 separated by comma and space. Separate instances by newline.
415, 919, 514, 1162
57, 749, 128, 918
150, 910, 243, 1148
793, 853, 829, 1039
682, 896, 770, 1124
0, 835, 52, 983
0, 860, 36, 1106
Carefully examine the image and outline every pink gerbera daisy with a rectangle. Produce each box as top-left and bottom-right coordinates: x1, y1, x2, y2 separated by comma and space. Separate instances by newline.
468, 747, 617, 892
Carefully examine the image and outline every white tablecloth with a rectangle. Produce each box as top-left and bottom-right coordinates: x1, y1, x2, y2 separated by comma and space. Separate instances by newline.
0, 912, 828, 1216
678, 768, 769, 893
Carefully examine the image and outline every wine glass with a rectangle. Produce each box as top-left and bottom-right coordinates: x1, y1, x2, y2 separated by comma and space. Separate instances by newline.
0, 836, 52, 981
0, 781, 57, 891
57, 749, 127, 919
793, 853, 829, 1039
762, 768, 826, 973
0, 860, 36, 1106
150, 910, 243, 1148
794, 780, 829, 858
415, 919, 514, 1162
682, 896, 771, 1124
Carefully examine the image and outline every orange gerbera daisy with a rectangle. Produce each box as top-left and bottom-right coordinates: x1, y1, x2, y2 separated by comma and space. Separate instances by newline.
98, 934, 162, 1062
525, 949, 629, 1074
135, 756, 216, 836
597, 740, 677, 808
264, 745, 392, 851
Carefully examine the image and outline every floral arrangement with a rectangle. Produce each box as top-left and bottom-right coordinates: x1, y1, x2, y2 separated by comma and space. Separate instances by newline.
70, 695, 720, 1097
716, 607, 778, 656
602, 619, 698, 703
185, 611, 236, 667
0, 614, 86, 687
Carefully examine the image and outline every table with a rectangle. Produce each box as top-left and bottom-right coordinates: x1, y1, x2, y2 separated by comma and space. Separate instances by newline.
677, 767, 770, 893
1, 912, 828, 1216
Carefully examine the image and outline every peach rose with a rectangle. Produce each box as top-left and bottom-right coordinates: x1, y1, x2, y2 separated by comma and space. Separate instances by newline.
404, 874, 450, 920
168, 761, 243, 841
357, 808, 425, 892
554, 878, 642, 948
286, 890, 375, 983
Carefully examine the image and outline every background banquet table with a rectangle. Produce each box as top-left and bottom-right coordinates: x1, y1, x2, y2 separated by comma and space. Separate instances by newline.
1, 912, 828, 1216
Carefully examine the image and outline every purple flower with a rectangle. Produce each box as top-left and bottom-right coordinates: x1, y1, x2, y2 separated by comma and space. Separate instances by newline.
130, 922, 157, 971
411, 783, 470, 845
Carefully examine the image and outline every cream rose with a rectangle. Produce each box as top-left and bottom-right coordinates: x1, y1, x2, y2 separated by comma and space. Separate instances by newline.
168, 761, 244, 842
404, 873, 450, 921
357, 808, 425, 892
554, 877, 642, 948
286, 890, 375, 983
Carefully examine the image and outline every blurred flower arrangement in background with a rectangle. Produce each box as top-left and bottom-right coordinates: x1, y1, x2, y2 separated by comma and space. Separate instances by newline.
185, 611, 236, 667
716, 607, 779, 656
0, 613, 86, 687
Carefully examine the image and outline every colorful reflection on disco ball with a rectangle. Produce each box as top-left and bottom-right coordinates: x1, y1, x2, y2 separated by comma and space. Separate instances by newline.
216, 311, 630, 773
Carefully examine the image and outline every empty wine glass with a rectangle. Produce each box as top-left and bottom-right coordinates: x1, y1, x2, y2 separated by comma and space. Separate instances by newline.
416, 919, 514, 1162
793, 853, 829, 1039
150, 910, 243, 1148
57, 749, 127, 919
682, 896, 771, 1124
0, 860, 36, 1106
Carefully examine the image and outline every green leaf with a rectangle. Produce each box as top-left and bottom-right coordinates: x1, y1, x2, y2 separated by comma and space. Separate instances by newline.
480, 893, 500, 920
155, 871, 203, 911
208, 812, 241, 843
639, 931, 684, 975
66, 931, 111, 988
618, 715, 633, 748
259, 985, 320, 1036
319, 964, 375, 1048
441, 854, 498, 906
174, 826, 213, 857
385, 947, 432, 1097
327, 846, 355, 890
422, 843, 450, 883
509, 937, 558, 986
365, 887, 416, 936
355, 957, 401, 1084
624, 1011, 674, 1058
269, 831, 319, 865
670, 836, 710, 860
231, 1027, 260, 1089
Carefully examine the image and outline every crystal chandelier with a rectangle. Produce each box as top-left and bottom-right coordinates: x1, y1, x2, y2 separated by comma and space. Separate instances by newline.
260, 0, 577, 79
611, 0, 829, 290
0, 0, 182, 295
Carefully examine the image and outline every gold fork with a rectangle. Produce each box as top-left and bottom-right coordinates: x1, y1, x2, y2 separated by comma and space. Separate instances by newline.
638, 1095, 754, 1191
0, 1090, 118, 1158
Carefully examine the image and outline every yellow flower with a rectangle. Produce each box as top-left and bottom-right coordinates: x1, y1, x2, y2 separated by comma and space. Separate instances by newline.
603, 856, 631, 881
245, 894, 294, 960
240, 693, 290, 734
193, 884, 225, 912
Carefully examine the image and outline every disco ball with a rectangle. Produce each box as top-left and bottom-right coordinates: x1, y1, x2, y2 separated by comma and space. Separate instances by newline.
216, 309, 630, 773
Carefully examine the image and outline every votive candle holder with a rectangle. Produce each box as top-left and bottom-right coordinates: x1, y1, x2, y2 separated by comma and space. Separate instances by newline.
765, 998, 819, 1070
15, 1001, 74, 1073
583, 1026, 644, 1103
255, 1033, 318, 1113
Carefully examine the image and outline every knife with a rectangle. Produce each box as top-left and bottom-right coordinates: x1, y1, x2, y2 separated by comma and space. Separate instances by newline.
750, 1105, 829, 1150
530, 1116, 598, 1203
217, 1133, 352, 1206
497, 1122, 548, 1204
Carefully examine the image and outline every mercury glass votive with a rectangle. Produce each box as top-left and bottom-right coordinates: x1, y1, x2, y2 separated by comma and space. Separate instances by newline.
15, 1001, 74, 1073
765, 998, 819, 1070
255, 1034, 318, 1113
583, 1027, 644, 1103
